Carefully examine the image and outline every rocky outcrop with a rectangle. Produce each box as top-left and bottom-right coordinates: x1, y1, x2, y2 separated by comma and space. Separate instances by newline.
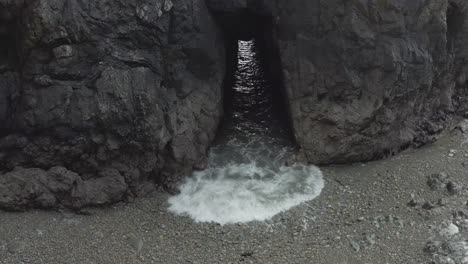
274, 0, 468, 163
208, 0, 468, 164
207, 0, 468, 164
0, 166, 127, 210
0, 0, 226, 209
1, 0, 468, 209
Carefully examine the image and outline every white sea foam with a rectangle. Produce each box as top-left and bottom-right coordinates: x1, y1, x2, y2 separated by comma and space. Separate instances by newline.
168, 162, 324, 225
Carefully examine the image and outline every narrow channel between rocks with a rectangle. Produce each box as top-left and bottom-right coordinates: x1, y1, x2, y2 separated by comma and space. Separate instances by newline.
168, 40, 324, 225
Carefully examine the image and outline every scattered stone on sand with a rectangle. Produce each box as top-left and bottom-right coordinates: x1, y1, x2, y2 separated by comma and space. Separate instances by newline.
423, 201, 437, 210
438, 221, 460, 237
425, 240, 442, 254
95, 231, 105, 239
6, 241, 25, 253
365, 234, 376, 248
447, 182, 463, 195
408, 194, 425, 207
456, 119, 468, 134
428, 173, 450, 191
449, 149, 457, 157
1, 131, 468, 263
427, 240, 468, 264
128, 235, 144, 252
432, 255, 456, 264
438, 198, 450, 207
350, 239, 360, 252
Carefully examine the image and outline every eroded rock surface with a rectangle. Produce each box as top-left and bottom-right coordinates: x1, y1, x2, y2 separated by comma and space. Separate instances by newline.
1, 0, 468, 209
207, 0, 468, 163
0, 166, 127, 210
0, 0, 225, 209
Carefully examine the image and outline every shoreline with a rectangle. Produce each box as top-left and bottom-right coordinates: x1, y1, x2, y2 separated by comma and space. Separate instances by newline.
1, 128, 468, 264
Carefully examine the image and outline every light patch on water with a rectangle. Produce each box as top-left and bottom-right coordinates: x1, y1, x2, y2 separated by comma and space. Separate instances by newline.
168, 158, 324, 225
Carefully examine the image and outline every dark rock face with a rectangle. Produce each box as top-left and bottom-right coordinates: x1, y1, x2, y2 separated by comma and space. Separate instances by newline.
0, 0, 226, 209
1, 0, 468, 209
207, 0, 468, 164
277, 0, 468, 164
0, 166, 127, 210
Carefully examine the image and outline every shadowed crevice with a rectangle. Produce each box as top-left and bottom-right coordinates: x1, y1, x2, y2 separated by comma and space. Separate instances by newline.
447, 1, 466, 52
207, 6, 295, 144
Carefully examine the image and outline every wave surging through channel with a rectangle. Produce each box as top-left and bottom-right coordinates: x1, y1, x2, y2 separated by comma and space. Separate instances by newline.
168, 139, 324, 225
168, 40, 324, 225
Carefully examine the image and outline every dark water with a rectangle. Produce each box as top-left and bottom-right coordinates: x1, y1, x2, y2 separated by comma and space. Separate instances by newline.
168, 40, 324, 225
211, 40, 293, 166
219, 40, 291, 142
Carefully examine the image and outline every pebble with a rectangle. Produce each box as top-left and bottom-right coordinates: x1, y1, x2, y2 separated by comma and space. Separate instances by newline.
424, 240, 441, 254
7, 241, 25, 253
36, 229, 44, 236
428, 173, 449, 191
408, 195, 424, 207
457, 119, 468, 133
350, 240, 360, 252
447, 181, 462, 195
433, 255, 456, 264
365, 234, 376, 247
438, 198, 449, 206
95, 231, 105, 239
423, 201, 436, 210
128, 235, 144, 252
438, 222, 460, 237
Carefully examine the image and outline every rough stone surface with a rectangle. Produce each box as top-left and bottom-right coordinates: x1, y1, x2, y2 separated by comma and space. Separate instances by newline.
0, 0, 225, 208
1, 0, 468, 208
206, 0, 468, 164
0, 166, 127, 210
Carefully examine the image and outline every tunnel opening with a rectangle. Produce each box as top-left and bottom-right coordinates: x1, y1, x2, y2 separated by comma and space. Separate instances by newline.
169, 4, 326, 225
0, 5, 19, 137
447, 2, 466, 52
212, 9, 295, 147
0, 6, 19, 72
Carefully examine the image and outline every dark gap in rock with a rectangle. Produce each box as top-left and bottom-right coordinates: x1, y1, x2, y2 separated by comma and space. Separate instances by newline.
211, 8, 295, 144
0, 8, 19, 72
447, 2, 466, 52
0, 6, 19, 137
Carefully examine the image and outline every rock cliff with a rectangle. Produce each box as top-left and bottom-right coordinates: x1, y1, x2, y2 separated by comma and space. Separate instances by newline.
1, 0, 467, 209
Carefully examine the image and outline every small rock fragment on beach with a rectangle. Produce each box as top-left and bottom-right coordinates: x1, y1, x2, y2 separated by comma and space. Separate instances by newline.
423, 201, 436, 210
424, 240, 441, 254
438, 198, 449, 206
438, 222, 460, 237
350, 240, 360, 252
408, 194, 424, 207
128, 235, 144, 252
6, 241, 25, 253
447, 181, 463, 195
428, 173, 449, 191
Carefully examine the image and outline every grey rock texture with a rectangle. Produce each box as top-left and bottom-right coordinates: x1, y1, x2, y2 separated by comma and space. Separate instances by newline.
1, 0, 468, 209
0, 0, 226, 209
272, 0, 466, 163
207, 0, 468, 163
0, 166, 127, 210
